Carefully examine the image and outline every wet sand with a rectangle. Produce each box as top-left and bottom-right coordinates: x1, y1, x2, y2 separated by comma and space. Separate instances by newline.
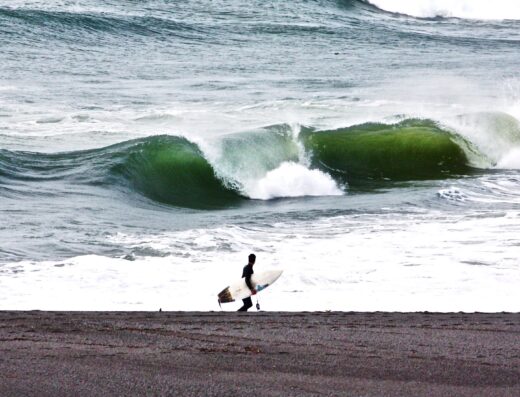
0, 311, 519, 396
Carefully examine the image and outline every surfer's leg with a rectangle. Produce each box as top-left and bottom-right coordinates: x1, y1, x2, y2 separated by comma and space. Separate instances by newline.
237, 297, 253, 312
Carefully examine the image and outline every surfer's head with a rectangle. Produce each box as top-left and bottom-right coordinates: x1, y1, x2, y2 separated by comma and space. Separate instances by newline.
248, 253, 256, 265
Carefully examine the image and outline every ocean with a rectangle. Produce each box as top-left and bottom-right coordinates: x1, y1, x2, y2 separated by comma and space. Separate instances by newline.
1, 0, 519, 311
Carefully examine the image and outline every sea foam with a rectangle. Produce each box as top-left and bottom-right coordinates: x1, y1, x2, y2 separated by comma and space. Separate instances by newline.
367, 0, 520, 20
246, 161, 343, 200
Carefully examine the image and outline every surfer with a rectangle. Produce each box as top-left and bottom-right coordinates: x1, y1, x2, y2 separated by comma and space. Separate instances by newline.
237, 254, 257, 312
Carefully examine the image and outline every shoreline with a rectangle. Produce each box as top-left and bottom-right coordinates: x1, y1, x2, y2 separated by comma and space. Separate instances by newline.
1, 311, 519, 396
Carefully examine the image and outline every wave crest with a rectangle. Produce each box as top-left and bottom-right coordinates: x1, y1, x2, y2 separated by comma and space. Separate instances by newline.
365, 0, 520, 20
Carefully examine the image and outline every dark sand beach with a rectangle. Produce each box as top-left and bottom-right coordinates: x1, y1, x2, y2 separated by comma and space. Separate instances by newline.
0, 311, 519, 396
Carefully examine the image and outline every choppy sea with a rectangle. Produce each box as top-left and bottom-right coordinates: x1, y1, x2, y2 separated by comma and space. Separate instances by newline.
1, 0, 519, 311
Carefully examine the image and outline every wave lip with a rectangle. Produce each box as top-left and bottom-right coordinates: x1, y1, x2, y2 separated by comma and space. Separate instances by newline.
365, 0, 520, 20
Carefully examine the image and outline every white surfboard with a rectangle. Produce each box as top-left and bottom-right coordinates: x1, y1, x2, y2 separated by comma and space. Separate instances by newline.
218, 269, 283, 304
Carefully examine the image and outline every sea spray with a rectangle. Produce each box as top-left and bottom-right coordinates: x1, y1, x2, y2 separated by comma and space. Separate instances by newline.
497, 148, 520, 169
247, 162, 343, 200
366, 0, 520, 20
243, 123, 344, 199
450, 112, 520, 167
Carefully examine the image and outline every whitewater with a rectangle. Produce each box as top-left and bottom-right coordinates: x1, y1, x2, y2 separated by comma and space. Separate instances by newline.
0, 0, 519, 311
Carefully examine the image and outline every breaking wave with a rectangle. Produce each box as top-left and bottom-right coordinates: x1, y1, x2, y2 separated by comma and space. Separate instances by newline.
365, 0, 520, 20
1, 116, 518, 208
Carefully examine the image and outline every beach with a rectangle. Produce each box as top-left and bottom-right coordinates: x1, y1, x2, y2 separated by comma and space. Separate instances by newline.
2, 5, 520, 397
1, 311, 518, 396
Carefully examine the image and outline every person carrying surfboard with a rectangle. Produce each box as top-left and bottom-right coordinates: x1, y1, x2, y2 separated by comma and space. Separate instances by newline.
237, 253, 257, 312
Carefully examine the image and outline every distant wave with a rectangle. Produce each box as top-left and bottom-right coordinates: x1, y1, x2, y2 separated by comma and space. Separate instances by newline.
0, 7, 207, 42
365, 0, 520, 20
2, 1, 518, 50
2, 116, 519, 208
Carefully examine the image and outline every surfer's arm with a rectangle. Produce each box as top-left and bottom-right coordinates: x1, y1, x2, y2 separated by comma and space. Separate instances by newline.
245, 275, 254, 291
245, 272, 256, 294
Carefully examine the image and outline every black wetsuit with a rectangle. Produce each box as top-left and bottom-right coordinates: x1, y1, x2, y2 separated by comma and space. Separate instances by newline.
237, 263, 254, 312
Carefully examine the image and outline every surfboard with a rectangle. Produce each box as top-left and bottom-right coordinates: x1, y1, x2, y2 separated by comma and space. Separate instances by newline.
218, 269, 283, 304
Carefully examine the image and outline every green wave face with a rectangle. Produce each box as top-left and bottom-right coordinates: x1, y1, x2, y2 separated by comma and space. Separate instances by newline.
110, 136, 242, 209
0, 121, 484, 209
303, 120, 472, 184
